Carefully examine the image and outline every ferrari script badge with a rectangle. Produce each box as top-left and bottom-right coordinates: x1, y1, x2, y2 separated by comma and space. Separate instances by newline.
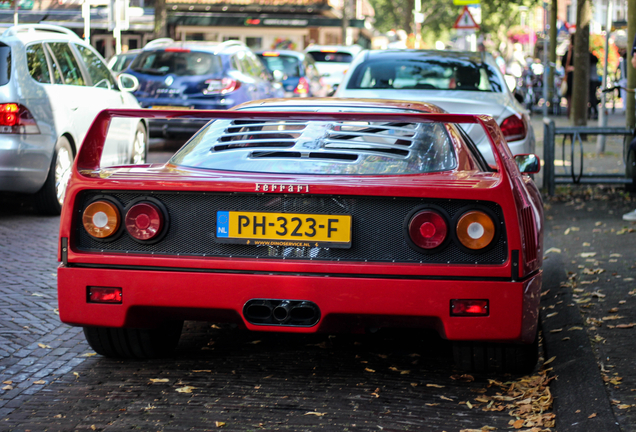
255, 184, 309, 193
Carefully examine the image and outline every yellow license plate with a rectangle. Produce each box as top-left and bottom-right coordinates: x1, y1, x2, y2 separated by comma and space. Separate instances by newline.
151, 105, 191, 110
216, 211, 352, 249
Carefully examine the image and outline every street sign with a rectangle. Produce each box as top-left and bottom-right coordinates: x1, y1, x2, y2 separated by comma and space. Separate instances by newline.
453, 0, 480, 5
453, 6, 479, 30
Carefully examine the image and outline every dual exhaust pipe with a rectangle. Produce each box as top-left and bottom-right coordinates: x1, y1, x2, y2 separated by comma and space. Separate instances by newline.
243, 299, 321, 327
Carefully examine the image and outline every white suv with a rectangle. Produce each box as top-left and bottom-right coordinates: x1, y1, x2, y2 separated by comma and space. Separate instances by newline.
0, 24, 147, 214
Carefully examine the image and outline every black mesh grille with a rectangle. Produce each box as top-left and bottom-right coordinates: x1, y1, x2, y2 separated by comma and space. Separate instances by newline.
76, 191, 508, 264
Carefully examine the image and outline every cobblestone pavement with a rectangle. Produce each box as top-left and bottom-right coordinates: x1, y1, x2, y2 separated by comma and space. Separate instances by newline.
0, 201, 89, 420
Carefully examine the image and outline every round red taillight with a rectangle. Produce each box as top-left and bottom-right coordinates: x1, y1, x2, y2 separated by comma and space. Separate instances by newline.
125, 202, 164, 241
408, 210, 448, 250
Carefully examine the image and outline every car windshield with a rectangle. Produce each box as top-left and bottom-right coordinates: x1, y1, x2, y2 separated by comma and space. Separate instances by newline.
170, 108, 457, 175
130, 50, 223, 77
258, 54, 301, 78
346, 57, 503, 92
306, 51, 353, 63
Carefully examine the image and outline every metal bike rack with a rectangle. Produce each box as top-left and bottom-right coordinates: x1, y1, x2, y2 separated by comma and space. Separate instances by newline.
543, 117, 634, 196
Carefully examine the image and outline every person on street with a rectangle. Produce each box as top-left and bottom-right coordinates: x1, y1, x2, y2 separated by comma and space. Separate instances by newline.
561, 34, 575, 116
623, 33, 636, 222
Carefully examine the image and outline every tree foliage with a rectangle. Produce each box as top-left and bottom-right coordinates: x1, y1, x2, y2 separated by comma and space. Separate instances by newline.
368, 0, 540, 49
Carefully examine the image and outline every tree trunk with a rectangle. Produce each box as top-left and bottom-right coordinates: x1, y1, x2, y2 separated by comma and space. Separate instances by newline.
627, 0, 636, 130
154, 0, 168, 39
571, 0, 591, 126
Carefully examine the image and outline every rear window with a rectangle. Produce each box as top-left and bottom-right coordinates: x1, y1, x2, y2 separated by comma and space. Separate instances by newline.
170, 112, 456, 175
0, 42, 11, 86
130, 50, 223, 77
346, 58, 503, 92
258, 54, 302, 78
306, 51, 353, 63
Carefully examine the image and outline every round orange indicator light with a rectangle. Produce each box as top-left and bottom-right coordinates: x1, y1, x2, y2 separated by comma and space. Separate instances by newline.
82, 201, 121, 239
456, 211, 495, 250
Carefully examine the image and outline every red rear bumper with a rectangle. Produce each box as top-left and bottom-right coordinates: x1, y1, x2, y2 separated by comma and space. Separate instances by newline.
58, 266, 541, 344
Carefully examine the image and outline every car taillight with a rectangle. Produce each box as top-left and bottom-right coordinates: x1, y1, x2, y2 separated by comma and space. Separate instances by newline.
204, 78, 240, 95
83, 201, 121, 239
88, 287, 123, 304
500, 114, 527, 142
294, 77, 309, 95
125, 202, 164, 241
0, 103, 40, 134
456, 211, 495, 250
408, 210, 448, 250
450, 299, 489, 316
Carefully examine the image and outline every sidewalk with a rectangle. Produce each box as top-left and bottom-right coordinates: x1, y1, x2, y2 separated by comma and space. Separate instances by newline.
541, 186, 636, 431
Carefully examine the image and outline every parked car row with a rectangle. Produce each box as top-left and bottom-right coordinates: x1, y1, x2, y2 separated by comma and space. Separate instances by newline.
0, 23, 536, 218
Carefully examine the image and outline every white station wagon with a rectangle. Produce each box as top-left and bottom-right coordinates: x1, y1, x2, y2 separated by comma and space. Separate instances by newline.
0, 24, 147, 214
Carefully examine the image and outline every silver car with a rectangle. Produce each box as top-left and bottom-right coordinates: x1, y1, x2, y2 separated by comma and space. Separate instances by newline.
0, 24, 147, 214
335, 50, 535, 165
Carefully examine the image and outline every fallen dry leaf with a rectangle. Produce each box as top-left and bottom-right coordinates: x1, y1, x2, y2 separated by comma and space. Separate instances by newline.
440, 396, 454, 401
451, 374, 475, 382
2, 381, 12, 384
2, 385, 13, 390
304, 411, 326, 416
568, 327, 583, 331
426, 384, 445, 388
616, 323, 636, 329
33, 380, 46, 385
580, 252, 597, 258
544, 356, 556, 365
80, 353, 97, 357
175, 386, 196, 393
588, 413, 597, 418
549, 328, 563, 333
149, 378, 169, 383
37, 343, 51, 349
364, 368, 375, 373
544, 247, 562, 254
215, 421, 226, 427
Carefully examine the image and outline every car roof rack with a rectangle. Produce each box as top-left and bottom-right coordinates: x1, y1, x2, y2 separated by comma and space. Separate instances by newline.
2, 24, 80, 40
144, 37, 175, 49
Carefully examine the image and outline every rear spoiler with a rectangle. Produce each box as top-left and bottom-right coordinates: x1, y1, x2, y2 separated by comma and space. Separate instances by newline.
76, 108, 511, 176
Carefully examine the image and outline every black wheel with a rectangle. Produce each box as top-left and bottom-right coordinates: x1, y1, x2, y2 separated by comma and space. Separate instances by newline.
34, 136, 74, 215
453, 335, 538, 374
130, 121, 148, 164
83, 321, 183, 359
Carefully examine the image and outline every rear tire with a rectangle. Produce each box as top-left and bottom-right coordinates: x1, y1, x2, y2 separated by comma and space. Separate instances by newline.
83, 321, 183, 359
453, 335, 539, 374
34, 136, 73, 215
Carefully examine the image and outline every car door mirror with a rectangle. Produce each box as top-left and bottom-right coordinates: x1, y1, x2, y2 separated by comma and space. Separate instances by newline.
514, 154, 540, 174
328, 83, 338, 96
118, 73, 140, 92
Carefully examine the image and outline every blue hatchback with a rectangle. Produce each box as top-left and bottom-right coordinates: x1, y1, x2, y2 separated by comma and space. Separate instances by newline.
127, 39, 283, 137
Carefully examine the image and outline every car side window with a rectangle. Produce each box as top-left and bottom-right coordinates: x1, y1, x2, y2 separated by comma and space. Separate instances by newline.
26, 43, 51, 84
74, 44, 117, 89
45, 42, 85, 86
